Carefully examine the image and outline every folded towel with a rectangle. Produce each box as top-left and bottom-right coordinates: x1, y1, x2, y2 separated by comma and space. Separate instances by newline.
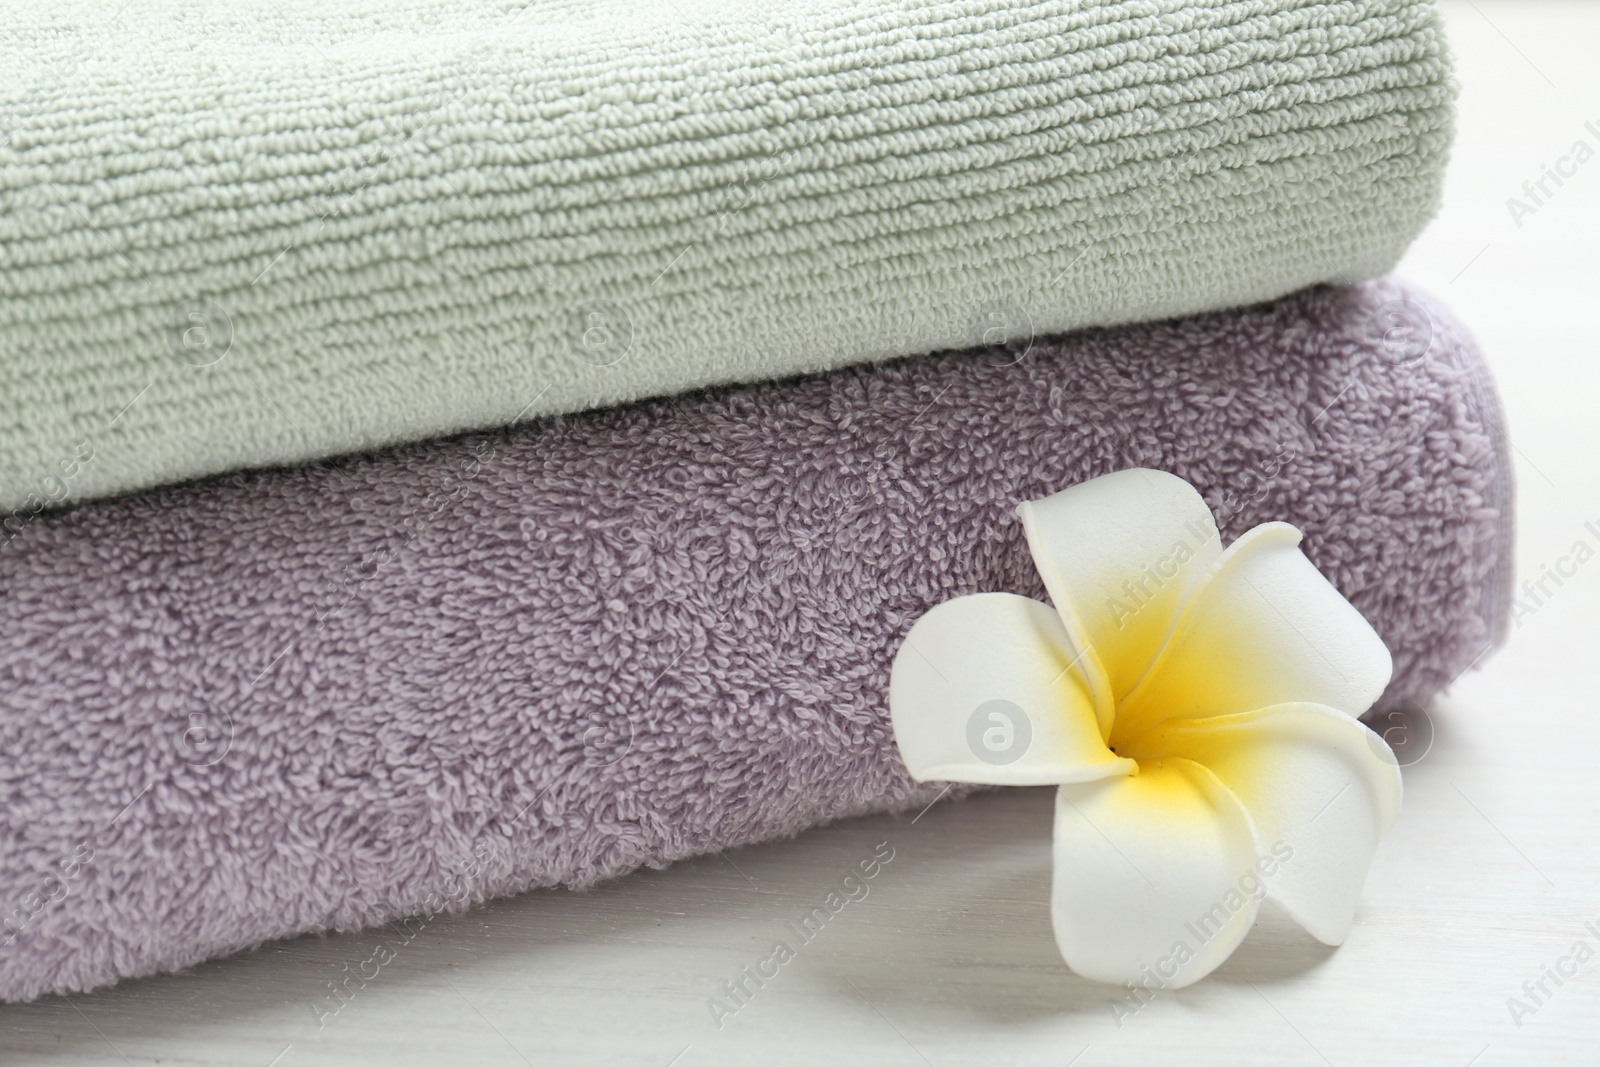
0, 278, 1508, 1000
0, 0, 1454, 512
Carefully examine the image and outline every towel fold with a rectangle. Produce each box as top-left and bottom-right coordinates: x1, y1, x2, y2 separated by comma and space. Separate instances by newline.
0, 278, 1509, 1000
0, 0, 1454, 511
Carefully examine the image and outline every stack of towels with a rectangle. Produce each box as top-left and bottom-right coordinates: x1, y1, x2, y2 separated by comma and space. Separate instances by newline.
0, 0, 1510, 1000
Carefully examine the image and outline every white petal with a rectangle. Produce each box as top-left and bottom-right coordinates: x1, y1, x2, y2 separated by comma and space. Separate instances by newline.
1051, 758, 1262, 989
889, 593, 1136, 785
1114, 522, 1392, 745
1133, 703, 1402, 945
1018, 468, 1222, 732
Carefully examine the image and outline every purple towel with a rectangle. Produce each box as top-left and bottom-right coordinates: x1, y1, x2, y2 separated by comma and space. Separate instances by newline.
0, 279, 1511, 1001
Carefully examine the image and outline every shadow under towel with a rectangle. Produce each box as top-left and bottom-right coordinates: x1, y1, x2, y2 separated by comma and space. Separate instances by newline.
0, 278, 1510, 1000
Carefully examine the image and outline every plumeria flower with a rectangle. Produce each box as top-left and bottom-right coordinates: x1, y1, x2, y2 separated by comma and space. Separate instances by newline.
890, 469, 1401, 988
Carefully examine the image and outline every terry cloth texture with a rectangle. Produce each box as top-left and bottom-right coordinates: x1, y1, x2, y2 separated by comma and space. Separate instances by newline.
0, 279, 1511, 1001
0, 0, 1456, 512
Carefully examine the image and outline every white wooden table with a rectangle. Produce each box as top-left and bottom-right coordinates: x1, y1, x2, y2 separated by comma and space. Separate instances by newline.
3, 2, 1596, 1062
